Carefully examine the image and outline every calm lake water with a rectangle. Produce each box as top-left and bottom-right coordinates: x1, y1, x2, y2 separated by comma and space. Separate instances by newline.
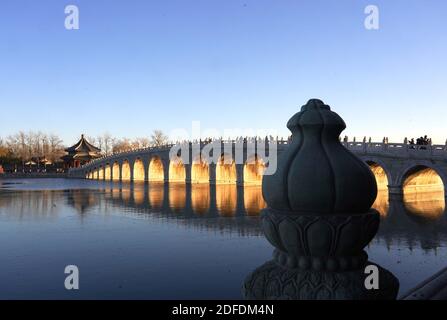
0, 178, 446, 299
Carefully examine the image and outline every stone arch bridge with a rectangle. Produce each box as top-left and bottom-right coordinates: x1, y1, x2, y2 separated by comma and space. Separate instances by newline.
68, 140, 447, 198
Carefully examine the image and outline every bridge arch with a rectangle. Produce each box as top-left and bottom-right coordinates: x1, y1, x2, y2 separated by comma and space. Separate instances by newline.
243, 154, 266, 186
398, 164, 446, 220
133, 158, 145, 182
105, 163, 112, 180
99, 168, 102, 180
216, 153, 236, 184
112, 161, 120, 181
148, 156, 164, 182
364, 160, 390, 190
399, 164, 446, 193
169, 156, 186, 183
191, 155, 209, 183
121, 160, 131, 181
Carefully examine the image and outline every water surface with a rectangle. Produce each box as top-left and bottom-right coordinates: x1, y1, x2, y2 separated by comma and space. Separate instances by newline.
0, 179, 446, 299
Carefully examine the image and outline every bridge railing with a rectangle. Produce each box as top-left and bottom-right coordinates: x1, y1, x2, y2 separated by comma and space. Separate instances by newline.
343, 142, 447, 157
69, 139, 447, 175
70, 138, 291, 172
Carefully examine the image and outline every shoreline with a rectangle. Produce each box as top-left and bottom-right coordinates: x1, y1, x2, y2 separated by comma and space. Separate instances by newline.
0, 173, 68, 179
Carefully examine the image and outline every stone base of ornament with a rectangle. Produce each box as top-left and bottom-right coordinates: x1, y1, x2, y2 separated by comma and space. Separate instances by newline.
242, 260, 399, 300
261, 208, 380, 272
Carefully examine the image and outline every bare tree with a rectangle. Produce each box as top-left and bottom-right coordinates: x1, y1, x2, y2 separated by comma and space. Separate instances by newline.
102, 132, 113, 156
86, 136, 97, 148
132, 137, 151, 149
48, 134, 64, 163
112, 138, 132, 153
0, 137, 9, 158
4, 131, 65, 169
150, 130, 168, 147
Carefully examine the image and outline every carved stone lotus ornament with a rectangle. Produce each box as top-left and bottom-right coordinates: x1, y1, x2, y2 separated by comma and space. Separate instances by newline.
261, 99, 380, 271
244, 99, 399, 300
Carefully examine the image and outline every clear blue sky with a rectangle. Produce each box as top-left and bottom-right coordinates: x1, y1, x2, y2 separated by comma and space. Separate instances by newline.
0, 0, 446, 144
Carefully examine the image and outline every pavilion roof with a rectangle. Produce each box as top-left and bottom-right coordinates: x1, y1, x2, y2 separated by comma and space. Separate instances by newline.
65, 134, 101, 153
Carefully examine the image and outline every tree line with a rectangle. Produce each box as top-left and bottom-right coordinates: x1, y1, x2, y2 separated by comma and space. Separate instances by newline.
0, 130, 169, 170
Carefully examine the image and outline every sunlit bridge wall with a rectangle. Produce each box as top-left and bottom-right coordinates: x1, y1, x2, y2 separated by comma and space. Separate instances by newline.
191, 156, 209, 183
133, 158, 145, 182
121, 160, 131, 181
98, 167, 104, 180
244, 155, 265, 186
149, 157, 164, 182
112, 162, 120, 181
368, 162, 389, 190
216, 154, 237, 184
216, 184, 237, 216
403, 166, 445, 219
367, 162, 389, 217
105, 165, 111, 181
169, 157, 186, 183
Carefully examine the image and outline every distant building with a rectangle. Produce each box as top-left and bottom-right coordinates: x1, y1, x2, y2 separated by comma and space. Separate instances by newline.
61, 135, 101, 169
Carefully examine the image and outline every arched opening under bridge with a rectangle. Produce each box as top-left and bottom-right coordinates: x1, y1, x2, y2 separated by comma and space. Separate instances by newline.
367, 161, 389, 217
244, 155, 266, 186
216, 154, 236, 184
149, 157, 164, 182
191, 156, 209, 183
133, 158, 145, 182
112, 162, 120, 181
121, 160, 131, 181
169, 157, 186, 183
105, 164, 111, 180
403, 166, 445, 220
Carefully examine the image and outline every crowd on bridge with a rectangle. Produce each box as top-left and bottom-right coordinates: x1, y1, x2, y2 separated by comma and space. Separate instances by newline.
405, 135, 432, 149
341, 135, 441, 147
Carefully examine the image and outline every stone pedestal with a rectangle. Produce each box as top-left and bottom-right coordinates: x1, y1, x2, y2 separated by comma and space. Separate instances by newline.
243, 260, 399, 300
244, 99, 399, 300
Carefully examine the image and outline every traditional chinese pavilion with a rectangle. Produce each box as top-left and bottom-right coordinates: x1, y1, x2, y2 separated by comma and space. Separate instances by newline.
61, 135, 101, 169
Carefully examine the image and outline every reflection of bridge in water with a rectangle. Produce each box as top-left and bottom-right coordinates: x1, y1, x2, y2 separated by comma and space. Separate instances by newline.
1, 181, 447, 249
68, 140, 447, 199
